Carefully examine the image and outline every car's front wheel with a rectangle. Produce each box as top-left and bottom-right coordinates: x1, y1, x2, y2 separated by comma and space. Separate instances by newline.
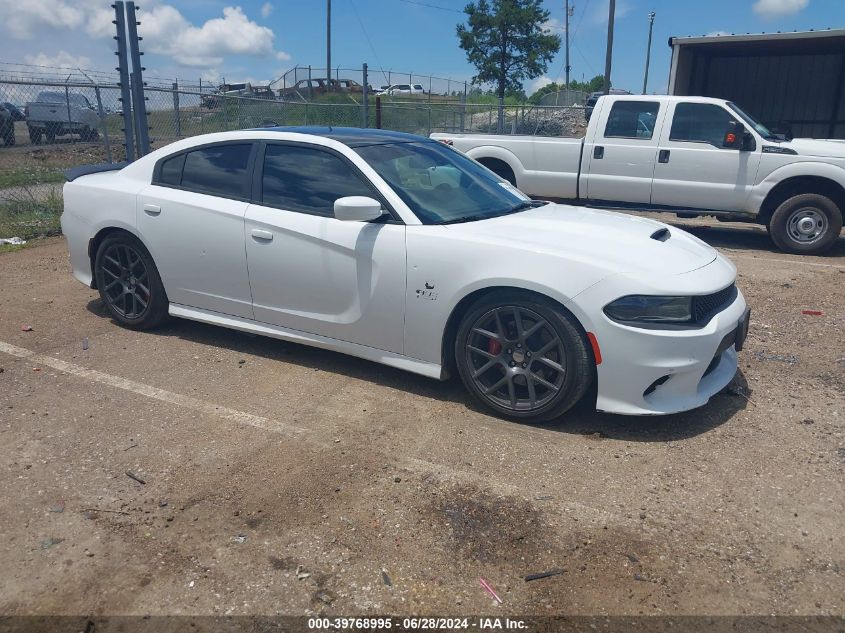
94, 233, 169, 330
455, 292, 594, 422
768, 193, 842, 255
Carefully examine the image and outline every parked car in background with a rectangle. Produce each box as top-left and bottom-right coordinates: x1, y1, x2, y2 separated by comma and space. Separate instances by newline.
585, 89, 631, 121
2, 102, 25, 122
377, 84, 426, 96
0, 103, 15, 146
433, 94, 845, 255
62, 127, 749, 421
25, 91, 101, 143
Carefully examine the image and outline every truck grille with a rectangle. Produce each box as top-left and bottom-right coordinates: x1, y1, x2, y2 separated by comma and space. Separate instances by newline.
692, 284, 737, 324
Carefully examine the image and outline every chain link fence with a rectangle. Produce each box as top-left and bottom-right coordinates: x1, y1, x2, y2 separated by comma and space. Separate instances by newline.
0, 75, 586, 244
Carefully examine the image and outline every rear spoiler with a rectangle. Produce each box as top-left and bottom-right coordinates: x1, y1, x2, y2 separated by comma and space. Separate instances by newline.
64, 162, 129, 182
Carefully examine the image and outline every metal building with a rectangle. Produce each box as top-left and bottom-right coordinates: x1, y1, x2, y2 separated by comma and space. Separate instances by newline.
668, 29, 845, 139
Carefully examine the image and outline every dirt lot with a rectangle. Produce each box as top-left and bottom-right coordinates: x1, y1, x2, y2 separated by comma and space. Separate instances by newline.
0, 217, 843, 622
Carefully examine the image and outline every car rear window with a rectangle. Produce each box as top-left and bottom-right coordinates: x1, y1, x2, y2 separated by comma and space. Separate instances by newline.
158, 143, 253, 199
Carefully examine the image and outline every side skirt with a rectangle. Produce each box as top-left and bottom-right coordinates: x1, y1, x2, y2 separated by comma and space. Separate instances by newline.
168, 303, 444, 380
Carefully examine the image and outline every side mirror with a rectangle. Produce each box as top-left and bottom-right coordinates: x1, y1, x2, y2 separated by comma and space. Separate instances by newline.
333, 196, 385, 222
722, 121, 743, 149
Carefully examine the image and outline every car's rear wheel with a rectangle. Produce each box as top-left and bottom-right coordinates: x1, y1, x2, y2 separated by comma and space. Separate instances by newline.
45, 123, 58, 144
28, 126, 42, 144
768, 193, 842, 255
455, 292, 594, 422
94, 234, 169, 330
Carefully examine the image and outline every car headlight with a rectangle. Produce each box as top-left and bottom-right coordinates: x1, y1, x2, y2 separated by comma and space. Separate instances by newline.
604, 295, 693, 324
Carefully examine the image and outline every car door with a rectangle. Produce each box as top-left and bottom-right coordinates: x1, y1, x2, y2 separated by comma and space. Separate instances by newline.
651, 101, 762, 212
583, 99, 666, 204
244, 142, 407, 353
136, 142, 257, 319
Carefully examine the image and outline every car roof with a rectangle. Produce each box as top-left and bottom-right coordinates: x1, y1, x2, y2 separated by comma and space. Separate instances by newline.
258, 126, 429, 147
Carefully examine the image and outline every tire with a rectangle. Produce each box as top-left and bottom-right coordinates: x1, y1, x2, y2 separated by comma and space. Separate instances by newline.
767, 193, 843, 255
45, 123, 58, 144
1, 123, 13, 146
81, 127, 99, 142
454, 291, 594, 422
94, 233, 169, 330
28, 126, 42, 144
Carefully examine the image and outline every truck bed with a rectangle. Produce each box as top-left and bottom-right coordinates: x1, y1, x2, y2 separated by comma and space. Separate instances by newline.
431, 133, 583, 199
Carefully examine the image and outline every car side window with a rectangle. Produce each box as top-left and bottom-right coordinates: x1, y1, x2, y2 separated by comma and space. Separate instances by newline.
670, 103, 736, 147
179, 144, 253, 198
604, 101, 660, 139
261, 144, 377, 217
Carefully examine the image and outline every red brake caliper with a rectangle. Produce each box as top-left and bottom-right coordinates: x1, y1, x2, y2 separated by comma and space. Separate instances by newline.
488, 339, 502, 355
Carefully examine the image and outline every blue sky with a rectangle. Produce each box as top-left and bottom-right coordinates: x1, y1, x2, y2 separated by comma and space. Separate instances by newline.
0, 0, 842, 94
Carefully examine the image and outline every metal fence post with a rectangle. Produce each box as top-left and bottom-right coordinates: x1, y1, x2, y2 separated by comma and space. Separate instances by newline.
460, 82, 466, 133
375, 95, 381, 129
94, 85, 113, 163
113, 1, 135, 161
64, 81, 72, 136
362, 63, 369, 128
125, 1, 150, 155
172, 82, 181, 136
308, 65, 312, 101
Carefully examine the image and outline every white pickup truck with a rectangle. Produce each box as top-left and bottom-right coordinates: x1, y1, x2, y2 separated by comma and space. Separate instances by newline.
432, 95, 845, 255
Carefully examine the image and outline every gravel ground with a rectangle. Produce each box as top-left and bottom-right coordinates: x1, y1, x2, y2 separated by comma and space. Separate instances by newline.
0, 217, 843, 620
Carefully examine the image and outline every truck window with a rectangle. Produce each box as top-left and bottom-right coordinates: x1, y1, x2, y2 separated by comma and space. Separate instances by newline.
669, 103, 736, 147
604, 101, 660, 139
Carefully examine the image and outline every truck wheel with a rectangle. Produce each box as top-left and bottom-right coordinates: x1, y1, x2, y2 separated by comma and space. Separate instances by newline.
45, 123, 58, 144
28, 126, 42, 144
2, 124, 13, 146
81, 127, 99, 142
768, 193, 842, 255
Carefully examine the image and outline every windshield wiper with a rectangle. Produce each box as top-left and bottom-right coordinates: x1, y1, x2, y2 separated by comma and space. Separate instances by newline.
439, 200, 546, 225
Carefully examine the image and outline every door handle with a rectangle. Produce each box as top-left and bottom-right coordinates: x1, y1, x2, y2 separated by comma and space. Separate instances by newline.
251, 229, 274, 241
658, 149, 671, 163
593, 146, 604, 159
143, 203, 161, 216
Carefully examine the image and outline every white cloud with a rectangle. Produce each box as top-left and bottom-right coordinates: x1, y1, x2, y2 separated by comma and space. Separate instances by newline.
0, 2, 290, 69
541, 18, 565, 33
526, 75, 554, 95
752, 0, 809, 18
261, 2, 273, 18
24, 51, 92, 70
139, 5, 289, 67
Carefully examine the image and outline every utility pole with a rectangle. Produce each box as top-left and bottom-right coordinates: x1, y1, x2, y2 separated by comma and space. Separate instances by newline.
642, 11, 656, 94
326, 0, 331, 85
564, 0, 572, 87
603, 0, 615, 94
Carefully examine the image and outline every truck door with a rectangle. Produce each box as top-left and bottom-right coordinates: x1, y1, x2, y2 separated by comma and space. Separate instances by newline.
583, 99, 665, 204
651, 101, 762, 212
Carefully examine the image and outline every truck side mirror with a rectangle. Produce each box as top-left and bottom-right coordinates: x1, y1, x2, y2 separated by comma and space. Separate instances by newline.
722, 121, 743, 149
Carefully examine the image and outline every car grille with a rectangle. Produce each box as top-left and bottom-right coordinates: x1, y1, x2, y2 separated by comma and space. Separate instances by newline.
692, 284, 738, 324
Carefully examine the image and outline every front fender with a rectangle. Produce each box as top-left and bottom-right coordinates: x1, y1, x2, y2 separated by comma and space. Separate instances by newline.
750, 161, 845, 214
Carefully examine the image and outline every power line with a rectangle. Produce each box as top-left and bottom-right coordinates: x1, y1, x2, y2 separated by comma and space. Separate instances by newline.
348, 0, 391, 84
398, 0, 463, 13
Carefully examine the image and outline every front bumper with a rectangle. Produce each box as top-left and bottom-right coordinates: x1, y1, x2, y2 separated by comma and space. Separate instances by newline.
571, 258, 748, 416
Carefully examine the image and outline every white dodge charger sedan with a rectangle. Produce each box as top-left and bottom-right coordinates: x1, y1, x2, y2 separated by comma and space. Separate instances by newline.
62, 127, 750, 421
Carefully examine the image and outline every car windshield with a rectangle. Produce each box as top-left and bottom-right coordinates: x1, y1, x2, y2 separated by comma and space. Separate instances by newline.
728, 102, 776, 140
354, 141, 537, 224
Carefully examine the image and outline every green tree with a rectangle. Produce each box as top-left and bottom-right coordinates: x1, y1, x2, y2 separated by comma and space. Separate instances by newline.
457, 0, 560, 131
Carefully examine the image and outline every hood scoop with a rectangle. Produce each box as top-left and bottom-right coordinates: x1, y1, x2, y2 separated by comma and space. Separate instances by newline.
650, 227, 671, 242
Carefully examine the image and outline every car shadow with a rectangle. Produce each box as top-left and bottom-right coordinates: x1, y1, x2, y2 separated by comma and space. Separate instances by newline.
87, 299, 748, 442
663, 220, 845, 257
